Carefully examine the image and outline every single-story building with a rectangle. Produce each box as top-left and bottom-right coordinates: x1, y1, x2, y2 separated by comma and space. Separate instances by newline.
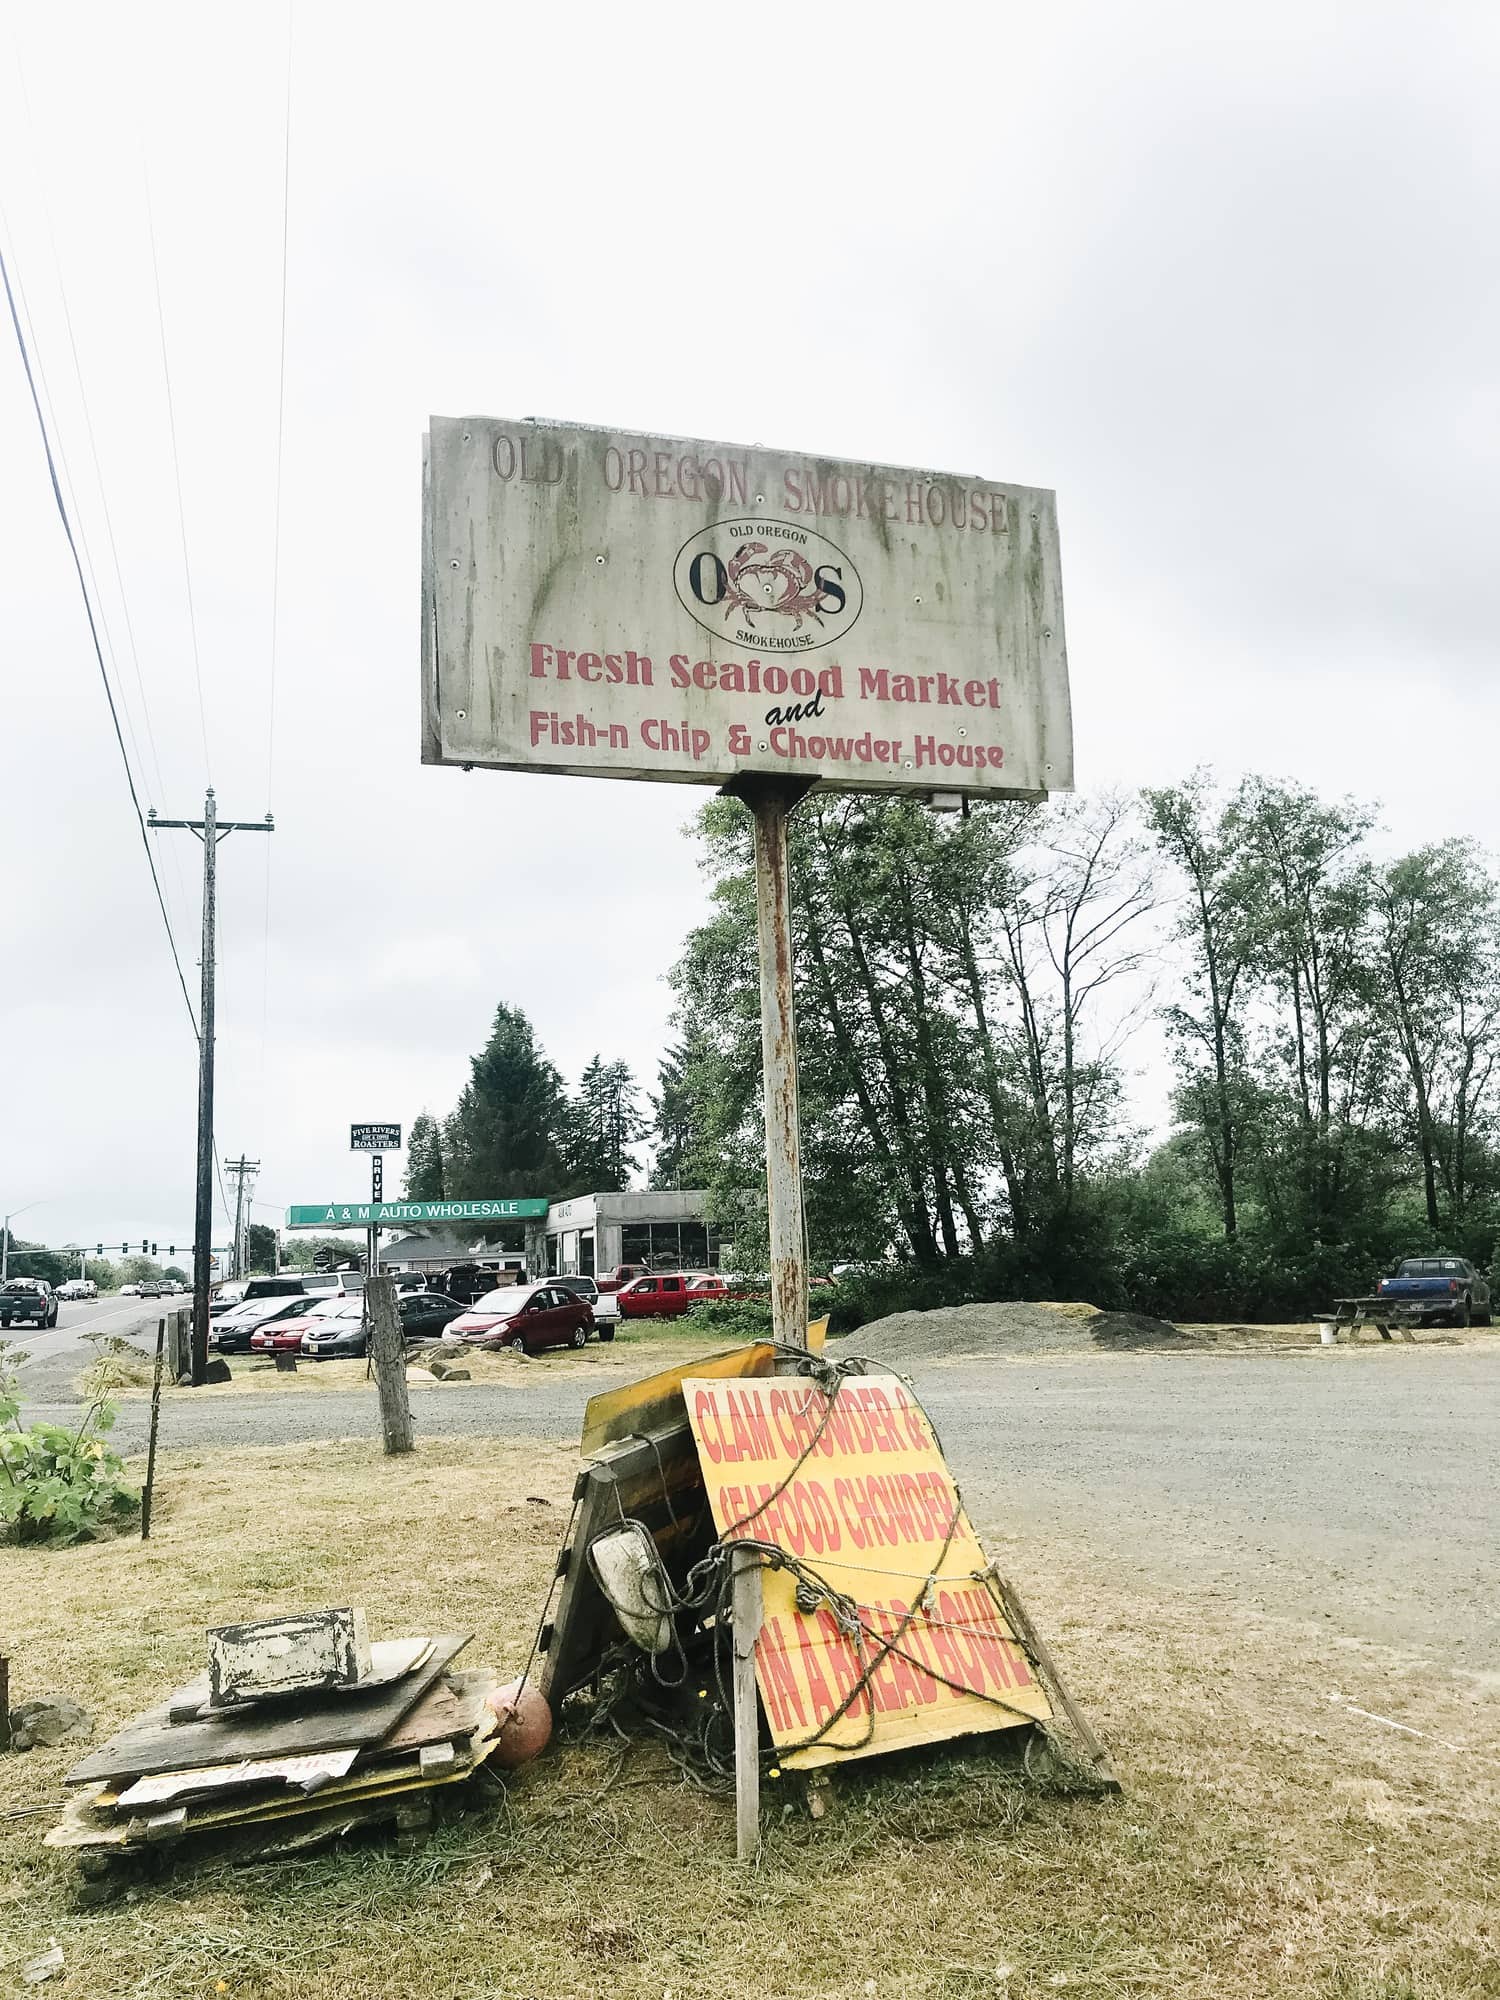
542, 1190, 715, 1277
373, 1192, 717, 1282
376, 1232, 494, 1275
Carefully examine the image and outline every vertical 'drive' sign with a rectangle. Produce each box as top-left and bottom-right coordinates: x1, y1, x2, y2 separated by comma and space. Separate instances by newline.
422, 418, 1073, 799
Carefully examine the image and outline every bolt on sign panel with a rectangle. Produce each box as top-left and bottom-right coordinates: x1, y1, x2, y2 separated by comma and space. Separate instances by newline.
682, 1373, 1050, 1769
422, 418, 1073, 800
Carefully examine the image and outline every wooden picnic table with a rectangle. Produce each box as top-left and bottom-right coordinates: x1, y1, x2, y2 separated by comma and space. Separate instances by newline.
1329, 1297, 1421, 1342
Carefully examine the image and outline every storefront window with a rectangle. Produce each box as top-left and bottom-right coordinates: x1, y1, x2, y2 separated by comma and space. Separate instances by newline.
611, 1219, 714, 1269
680, 1222, 708, 1269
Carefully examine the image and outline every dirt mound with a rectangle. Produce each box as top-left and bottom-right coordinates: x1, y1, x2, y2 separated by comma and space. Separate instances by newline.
1089, 1310, 1193, 1349
840, 1300, 1098, 1366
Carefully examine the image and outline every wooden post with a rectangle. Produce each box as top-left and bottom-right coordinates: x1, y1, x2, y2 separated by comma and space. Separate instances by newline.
992, 1571, 1118, 1787
367, 1276, 413, 1455
0, 1653, 10, 1751
140, 1316, 166, 1540
169, 1305, 192, 1383
745, 781, 813, 1351
732, 1544, 765, 1861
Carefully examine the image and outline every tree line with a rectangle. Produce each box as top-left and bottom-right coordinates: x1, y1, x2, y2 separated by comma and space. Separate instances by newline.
660, 774, 1500, 1319
402, 1005, 647, 1205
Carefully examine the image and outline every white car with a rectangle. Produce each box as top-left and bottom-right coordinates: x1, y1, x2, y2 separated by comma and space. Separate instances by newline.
120, 1282, 142, 1297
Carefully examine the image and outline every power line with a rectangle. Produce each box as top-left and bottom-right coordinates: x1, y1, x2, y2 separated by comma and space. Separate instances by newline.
8, 60, 195, 938
143, 165, 213, 784
266, 1, 292, 813
256, 6, 294, 1144
0, 233, 199, 1037
256, 7, 294, 1144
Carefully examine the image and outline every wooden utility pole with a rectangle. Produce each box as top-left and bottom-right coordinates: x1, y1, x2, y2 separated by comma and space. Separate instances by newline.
366, 1276, 413, 1455
222, 1155, 260, 1280
150, 792, 274, 1384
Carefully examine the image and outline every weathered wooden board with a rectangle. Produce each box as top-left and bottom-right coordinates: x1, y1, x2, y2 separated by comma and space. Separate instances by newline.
367, 1669, 494, 1759
172, 1638, 433, 1722
65, 1636, 471, 1786
578, 1320, 826, 1459
47, 1710, 500, 1852
207, 1608, 372, 1706
581, 1343, 777, 1458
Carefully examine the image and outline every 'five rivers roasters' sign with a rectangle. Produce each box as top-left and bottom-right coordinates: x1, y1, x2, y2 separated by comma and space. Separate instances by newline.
422, 419, 1072, 799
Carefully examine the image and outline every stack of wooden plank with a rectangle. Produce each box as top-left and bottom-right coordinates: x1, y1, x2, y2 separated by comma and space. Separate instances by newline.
47, 1632, 503, 1869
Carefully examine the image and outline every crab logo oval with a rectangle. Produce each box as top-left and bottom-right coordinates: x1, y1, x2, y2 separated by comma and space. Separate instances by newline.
673, 520, 863, 654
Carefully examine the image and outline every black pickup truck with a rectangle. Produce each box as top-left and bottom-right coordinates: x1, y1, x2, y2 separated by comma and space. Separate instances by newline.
0, 1278, 60, 1329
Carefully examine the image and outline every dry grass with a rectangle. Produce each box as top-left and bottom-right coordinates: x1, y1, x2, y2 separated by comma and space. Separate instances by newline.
101, 1321, 729, 1400
2, 1436, 1498, 1999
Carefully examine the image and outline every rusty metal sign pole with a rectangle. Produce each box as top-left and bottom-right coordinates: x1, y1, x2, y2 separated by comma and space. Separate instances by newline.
733, 777, 814, 1859
746, 779, 814, 1354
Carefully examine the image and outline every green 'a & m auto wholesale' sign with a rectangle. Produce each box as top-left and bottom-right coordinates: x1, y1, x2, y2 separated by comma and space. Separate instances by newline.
284, 1199, 549, 1229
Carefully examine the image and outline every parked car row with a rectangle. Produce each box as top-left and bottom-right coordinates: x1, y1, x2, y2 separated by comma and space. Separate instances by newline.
207, 1289, 468, 1360
255, 1290, 471, 1359
121, 1278, 187, 1298
194, 1260, 745, 1363
56, 1278, 99, 1301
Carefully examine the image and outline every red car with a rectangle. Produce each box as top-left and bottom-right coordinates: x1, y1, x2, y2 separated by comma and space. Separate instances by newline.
249, 1298, 356, 1355
447, 1282, 595, 1354
615, 1272, 730, 1319
595, 1264, 648, 1295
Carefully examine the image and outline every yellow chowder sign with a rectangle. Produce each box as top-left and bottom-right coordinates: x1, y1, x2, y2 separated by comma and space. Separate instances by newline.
683, 1371, 1050, 1769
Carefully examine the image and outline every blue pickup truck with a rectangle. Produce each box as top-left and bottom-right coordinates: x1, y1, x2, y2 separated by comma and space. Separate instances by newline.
1376, 1256, 1492, 1326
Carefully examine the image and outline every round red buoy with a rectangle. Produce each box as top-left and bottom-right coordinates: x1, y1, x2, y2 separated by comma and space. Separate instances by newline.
486, 1678, 553, 1767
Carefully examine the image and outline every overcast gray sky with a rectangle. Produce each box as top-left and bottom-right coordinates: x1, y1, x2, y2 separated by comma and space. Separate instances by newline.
2, 1, 1497, 1256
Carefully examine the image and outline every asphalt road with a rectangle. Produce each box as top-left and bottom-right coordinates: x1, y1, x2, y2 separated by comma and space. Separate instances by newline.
3, 1291, 172, 1398
17, 1338, 1498, 1680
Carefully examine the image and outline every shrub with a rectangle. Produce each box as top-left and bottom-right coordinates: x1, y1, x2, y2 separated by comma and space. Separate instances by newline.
679, 1298, 774, 1343
0, 1340, 139, 1545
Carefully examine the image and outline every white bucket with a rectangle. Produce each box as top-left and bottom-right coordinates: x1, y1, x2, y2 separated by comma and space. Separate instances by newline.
1319, 1323, 1337, 1346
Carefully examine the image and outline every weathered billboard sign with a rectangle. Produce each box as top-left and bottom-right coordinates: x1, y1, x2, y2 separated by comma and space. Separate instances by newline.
422, 418, 1072, 799
683, 1372, 1050, 1768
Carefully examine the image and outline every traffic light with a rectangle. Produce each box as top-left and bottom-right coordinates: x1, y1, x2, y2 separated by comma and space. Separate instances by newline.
96, 1244, 103, 1256
141, 1242, 149, 1255
151, 1242, 157, 1257
121, 1244, 129, 1256
168, 1245, 175, 1257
